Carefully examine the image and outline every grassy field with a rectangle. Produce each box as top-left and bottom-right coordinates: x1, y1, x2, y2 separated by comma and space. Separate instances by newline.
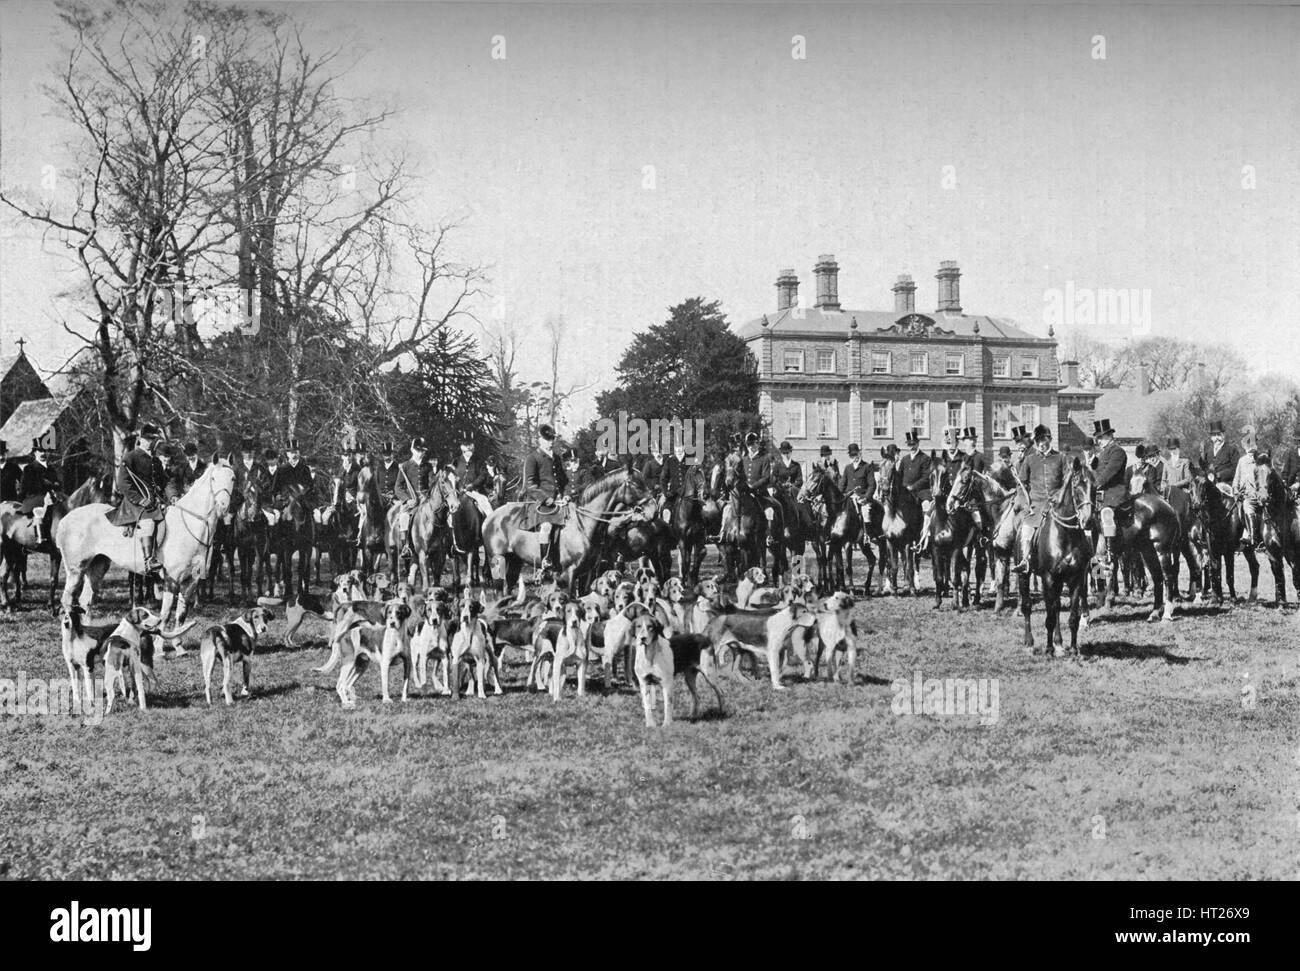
0, 554, 1296, 880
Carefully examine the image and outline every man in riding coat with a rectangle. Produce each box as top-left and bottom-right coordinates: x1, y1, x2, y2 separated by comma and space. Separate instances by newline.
898, 431, 933, 550
1198, 420, 1241, 493
739, 432, 781, 529
230, 436, 267, 524
1161, 438, 1191, 499
1232, 427, 1265, 549
1010, 425, 1032, 480
523, 423, 568, 579
1012, 424, 1066, 573
562, 451, 585, 502
660, 435, 698, 505
1274, 438, 1300, 495
814, 443, 838, 479
170, 442, 207, 499
774, 440, 802, 491
108, 424, 167, 571
0, 440, 21, 503
268, 438, 314, 522
638, 442, 664, 490
377, 442, 401, 506
840, 443, 875, 520
393, 436, 430, 555
21, 437, 64, 545
941, 427, 962, 468
1092, 418, 1129, 562
452, 438, 494, 518
956, 427, 991, 536
340, 441, 362, 504
591, 442, 622, 481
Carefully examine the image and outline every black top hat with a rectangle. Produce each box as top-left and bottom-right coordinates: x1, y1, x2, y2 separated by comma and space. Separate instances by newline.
139, 423, 161, 439
32, 437, 48, 452
1010, 424, 1028, 443
459, 437, 475, 448
239, 436, 256, 452
997, 445, 1012, 458
1134, 443, 1146, 459
1033, 424, 1052, 442
410, 436, 427, 452
1165, 437, 1180, 449
1092, 418, 1114, 437
744, 432, 760, 446
183, 442, 198, 456
778, 440, 792, 453
959, 426, 977, 442
904, 430, 920, 446
1207, 420, 1225, 435
820, 445, 833, 456
0, 440, 6, 455
285, 438, 300, 451
380, 441, 395, 456
353, 439, 366, 453
538, 424, 556, 442
262, 447, 279, 462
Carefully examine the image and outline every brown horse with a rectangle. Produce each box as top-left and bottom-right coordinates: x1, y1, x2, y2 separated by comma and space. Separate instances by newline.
875, 458, 923, 595
930, 461, 985, 611
386, 472, 459, 589
482, 468, 648, 592
800, 464, 877, 595
1018, 458, 1095, 656
354, 465, 388, 575
668, 471, 709, 584
1096, 487, 1182, 622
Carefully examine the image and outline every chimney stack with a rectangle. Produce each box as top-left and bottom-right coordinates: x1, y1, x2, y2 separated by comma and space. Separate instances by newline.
936, 260, 962, 313
1137, 361, 1151, 396
775, 269, 799, 311
1196, 360, 1207, 388
1061, 359, 1080, 387
814, 254, 840, 310
892, 274, 916, 313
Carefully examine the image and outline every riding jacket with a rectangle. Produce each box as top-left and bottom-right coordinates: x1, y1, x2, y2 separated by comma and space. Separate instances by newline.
773, 456, 802, 491
1020, 449, 1066, 528
170, 457, 207, 499
1199, 440, 1241, 484
739, 449, 775, 492
1275, 446, 1300, 491
590, 455, 622, 480
524, 447, 566, 503
840, 458, 876, 499
898, 449, 932, 502
233, 459, 270, 510
109, 448, 167, 525
394, 458, 429, 505
637, 454, 663, 487
962, 451, 987, 473
660, 454, 697, 500
1093, 441, 1129, 508
272, 459, 316, 508
378, 459, 401, 504
452, 456, 491, 494
339, 459, 362, 497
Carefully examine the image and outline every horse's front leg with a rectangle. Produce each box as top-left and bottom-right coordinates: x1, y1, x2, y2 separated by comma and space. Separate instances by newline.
1018, 571, 1036, 653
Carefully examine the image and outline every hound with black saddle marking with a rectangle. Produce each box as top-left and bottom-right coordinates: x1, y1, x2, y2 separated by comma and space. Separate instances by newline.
199, 607, 272, 705
703, 601, 818, 690
317, 600, 413, 707
631, 614, 724, 726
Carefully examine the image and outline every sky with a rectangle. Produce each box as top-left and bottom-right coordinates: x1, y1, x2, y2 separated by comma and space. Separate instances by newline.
1, 0, 1297, 428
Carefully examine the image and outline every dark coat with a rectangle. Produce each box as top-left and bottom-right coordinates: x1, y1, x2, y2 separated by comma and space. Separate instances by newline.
1275, 446, 1300, 490
0, 459, 21, 503
1021, 449, 1067, 526
394, 459, 428, 504
453, 456, 491, 494
740, 450, 775, 492
272, 460, 316, 507
840, 458, 876, 498
773, 456, 802, 490
340, 460, 362, 497
1094, 441, 1129, 507
1199, 441, 1241, 484
110, 448, 166, 525
638, 454, 663, 486
233, 460, 271, 510
524, 447, 566, 502
377, 460, 402, 504
962, 451, 987, 473
591, 456, 623, 480
170, 457, 207, 499
661, 454, 699, 499
898, 449, 932, 501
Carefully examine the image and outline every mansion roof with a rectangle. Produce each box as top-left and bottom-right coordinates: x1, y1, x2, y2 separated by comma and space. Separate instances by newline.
736, 307, 1048, 343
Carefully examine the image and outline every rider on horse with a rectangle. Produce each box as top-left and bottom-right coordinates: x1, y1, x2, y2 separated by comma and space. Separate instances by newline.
271, 439, 314, 508
108, 424, 167, 571
394, 436, 429, 556
899, 431, 932, 550
956, 426, 991, 535
452, 438, 494, 518
170, 442, 207, 500
0, 440, 20, 503
1231, 427, 1266, 550
1092, 418, 1129, 562
739, 432, 782, 528
20, 436, 63, 546
661, 434, 699, 505
1012, 424, 1065, 573
523, 423, 568, 579
230, 435, 268, 524
839, 442, 876, 521
377, 442, 401, 507
1161, 438, 1191, 500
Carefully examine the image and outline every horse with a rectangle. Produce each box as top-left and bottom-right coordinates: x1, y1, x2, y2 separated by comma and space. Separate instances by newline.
448, 486, 489, 590
482, 468, 649, 592
777, 481, 819, 587
930, 461, 985, 611
719, 458, 765, 581
668, 468, 708, 584
799, 465, 876, 595
1095, 483, 1182, 622
270, 483, 315, 600
229, 475, 270, 603
312, 471, 354, 583
606, 510, 674, 580
354, 465, 388, 576
386, 472, 459, 589
56, 460, 235, 644
1017, 458, 1095, 656
0, 473, 111, 612
1149, 484, 1202, 601
875, 457, 923, 596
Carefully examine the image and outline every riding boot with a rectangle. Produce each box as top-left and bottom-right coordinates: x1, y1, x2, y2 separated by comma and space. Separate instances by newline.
142, 534, 161, 574
536, 540, 551, 581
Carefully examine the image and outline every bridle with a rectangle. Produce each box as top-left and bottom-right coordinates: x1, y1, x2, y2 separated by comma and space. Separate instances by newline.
1048, 468, 1092, 532
173, 468, 233, 553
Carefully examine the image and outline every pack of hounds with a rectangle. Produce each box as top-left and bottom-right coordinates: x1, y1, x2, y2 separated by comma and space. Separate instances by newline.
59, 567, 860, 727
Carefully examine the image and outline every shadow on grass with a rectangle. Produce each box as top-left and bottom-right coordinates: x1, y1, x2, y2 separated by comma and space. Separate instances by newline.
1079, 639, 1201, 665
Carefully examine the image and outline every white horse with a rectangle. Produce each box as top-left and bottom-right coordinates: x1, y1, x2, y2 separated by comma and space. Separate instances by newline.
56, 459, 235, 640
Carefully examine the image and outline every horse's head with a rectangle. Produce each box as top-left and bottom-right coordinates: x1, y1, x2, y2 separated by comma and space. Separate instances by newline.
946, 463, 978, 513
1063, 459, 1094, 529
797, 465, 821, 503
930, 461, 950, 502
437, 471, 461, 514
877, 459, 896, 505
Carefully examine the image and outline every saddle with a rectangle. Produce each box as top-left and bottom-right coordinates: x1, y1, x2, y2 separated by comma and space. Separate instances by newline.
520, 500, 570, 531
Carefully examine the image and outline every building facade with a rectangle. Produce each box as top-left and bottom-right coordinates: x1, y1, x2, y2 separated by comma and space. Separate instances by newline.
737, 256, 1061, 465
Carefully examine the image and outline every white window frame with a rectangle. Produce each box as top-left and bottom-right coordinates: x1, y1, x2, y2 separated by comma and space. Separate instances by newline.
945, 353, 964, 376
784, 397, 807, 438
992, 356, 1011, 378
871, 350, 892, 375
1021, 401, 1040, 430
815, 398, 838, 438
783, 349, 805, 373
909, 351, 929, 376
946, 400, 965, 431
993, 401, 1014, 439
871, 399, 892, 438
908, 400, 930, 440
1020, 356, 1040, 379
816, 349, 836, 374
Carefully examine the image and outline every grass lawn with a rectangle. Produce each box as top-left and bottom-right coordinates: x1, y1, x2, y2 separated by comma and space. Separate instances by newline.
0, 553, 1296, 880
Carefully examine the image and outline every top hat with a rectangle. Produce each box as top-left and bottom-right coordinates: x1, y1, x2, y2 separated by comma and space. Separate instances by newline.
380, 441, 395, 456
183, 442, 198, 457
1165, 437, 1180, 449
778, 440, 792, 453
997, 445, 1012, 458
959, 426, 977, 443
1033, 424, 1052, 442
459, 437, 475, 448
411, 436, 427, 452
1134, 443, 1146, 459
942, 427, 957, 445
262, 447, 279, 462
1092, 418, 1114, 438
239, 436, 256, 452
1207, 420, 1224, 435
1010, 424, 1029, 443
138, 423, 161, 439
285, 437, 301, 451
820, 445, 833, 456
539, 424, 556, 442
353, 439, 366, 453
904, 430, 920, 447
745, 432, 760, 446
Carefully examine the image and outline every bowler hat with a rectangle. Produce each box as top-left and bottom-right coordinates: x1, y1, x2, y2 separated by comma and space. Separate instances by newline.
262, 447, 279, 462
779, 440, 792, 453
1033, 424, 1052, 442
539, 424, 556, 442
411, 436, 427, 452
997, 445, 1012, 458
820, 445, 833, 457
1135, 443, 1146, 459
745, 432, 759, 446
847, 443, 860, 456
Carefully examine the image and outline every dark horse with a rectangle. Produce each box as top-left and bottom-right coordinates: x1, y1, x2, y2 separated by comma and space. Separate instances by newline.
271, 483, 315, 599
1190, 474, 1296, 606
1096, 485, 1182, 622
354, 465, 388, 576
719, 456, 765, 580
313, 471, 355, 582
800, 464, 877, 595
931, 461, 986, 610
875, 457, 924, 596
229, 478, 270, 602
449, 491, 490, 590
1018, 458, 1095, 656
667, 465, 708, 583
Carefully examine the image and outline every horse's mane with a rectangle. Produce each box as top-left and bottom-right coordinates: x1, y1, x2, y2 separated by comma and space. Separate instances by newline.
67, 473, 108, 508
580, 467, 643, 505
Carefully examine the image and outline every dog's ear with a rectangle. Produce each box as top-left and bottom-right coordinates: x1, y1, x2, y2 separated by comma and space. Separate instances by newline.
399, 604, 411, 622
